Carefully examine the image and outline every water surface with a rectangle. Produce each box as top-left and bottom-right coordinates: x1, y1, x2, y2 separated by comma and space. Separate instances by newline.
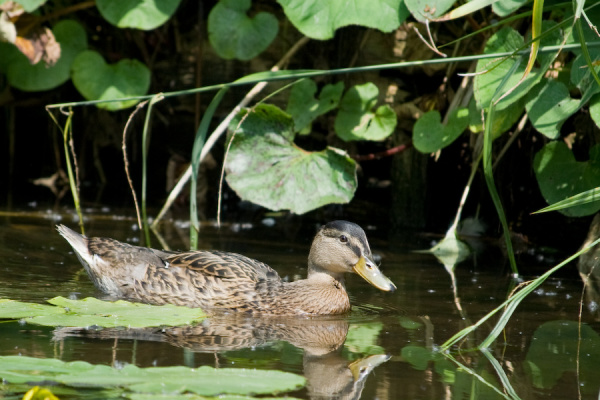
0, 210, 598, 399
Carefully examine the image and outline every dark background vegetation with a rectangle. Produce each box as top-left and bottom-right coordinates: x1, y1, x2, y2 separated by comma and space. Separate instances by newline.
0, 0, 596, 257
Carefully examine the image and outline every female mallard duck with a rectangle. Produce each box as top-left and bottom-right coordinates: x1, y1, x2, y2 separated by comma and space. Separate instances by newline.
57, 221, 395, 315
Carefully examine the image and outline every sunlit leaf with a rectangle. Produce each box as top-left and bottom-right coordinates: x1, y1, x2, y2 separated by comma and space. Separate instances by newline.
225, 104, 357, 214
0, 299, 64, 319
286, 79, 344, 133
96, 0, 182, 30
492, 0, 529, 17
436, 0, 495, 21
2, 19, 86, 91
525, 79, 581, 139
413, 108, 469, 153
335, 83, 397, 142
278, 0, 409, 40
208, 0, 278, 61
405, 0, 455, 21
533, 142, 600, 217
71, 50, 150, 110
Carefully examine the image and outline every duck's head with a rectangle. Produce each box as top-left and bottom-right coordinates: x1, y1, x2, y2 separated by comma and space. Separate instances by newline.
308, 221, 396, 292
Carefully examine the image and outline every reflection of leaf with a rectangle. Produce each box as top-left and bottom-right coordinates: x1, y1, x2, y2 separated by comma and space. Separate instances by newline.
287, 79, 344, 133
225, 104, 357, 214
533, 142, 600, 217
97, 0, 182, 30
344, 323, 384, 356
0, 297, 206, 328
208, 0, 278, 60
0, 356, 305, 397
525, 320, 600, 395
277, 0, 409, 40
413, 108, 469, 153
401, 345, 434, 370
335, 83, 397, 142
71, 50, 150, 110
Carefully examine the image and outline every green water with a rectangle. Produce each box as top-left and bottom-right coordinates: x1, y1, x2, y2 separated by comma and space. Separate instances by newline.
1, 210, 599, 399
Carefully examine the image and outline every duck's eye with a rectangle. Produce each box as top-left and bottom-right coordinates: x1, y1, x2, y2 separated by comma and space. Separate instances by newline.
339, 235, 348, 243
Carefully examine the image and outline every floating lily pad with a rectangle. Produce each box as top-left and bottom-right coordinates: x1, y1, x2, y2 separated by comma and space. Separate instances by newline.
71, 50, 150, 110
225, 104, 357, 214
0, 297, 206, 328
208, 0, 278, 60
3, 19, 87, 91
277, 0, 409, 40
533, 142, 600, 217
286, 79, 344, 134
335, 83, 397, 142
413, 108, 469, 153
96, 0, 182, 30
0, 356, 305, 397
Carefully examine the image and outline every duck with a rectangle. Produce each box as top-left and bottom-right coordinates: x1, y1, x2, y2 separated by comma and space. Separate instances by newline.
56, 221, 395, 315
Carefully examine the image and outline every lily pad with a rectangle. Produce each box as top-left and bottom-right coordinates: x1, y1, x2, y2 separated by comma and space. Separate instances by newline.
208, 0, 278, 61
533, 142, 600, 217
3, 19, 87, 91
225, 104, 357, 214
526, 79, 580, 139
96, 0, 182, 30
0, 297, 206, 328
286, 79, 344, 134
277, 0, 409, 40
0, 356, 305, 397
413, 108, 469, 153
71, 50, 150, 110
334, 83, 397, 142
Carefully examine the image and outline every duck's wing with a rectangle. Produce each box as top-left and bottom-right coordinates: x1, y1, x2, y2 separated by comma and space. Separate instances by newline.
165, 250, 281, 283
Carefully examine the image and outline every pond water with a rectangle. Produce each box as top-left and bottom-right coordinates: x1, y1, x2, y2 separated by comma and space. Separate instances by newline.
1, 209, 600, 400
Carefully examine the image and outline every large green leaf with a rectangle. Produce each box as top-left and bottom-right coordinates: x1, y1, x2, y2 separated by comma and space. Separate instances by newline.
277, 0, 409, 40
591, 93, 600, 130
0, 297, 206, 328
286, 79, 344, 134
526, 79, 581, 139
334, 83, 397, 142
413, 108, 469, 153
0, 356, 305, 397
533, 142, 600, 217
3, 20, 87, 91
71, 50, 150, 110
474, 25, 559, 111
492, 0, 529, 17
96, 0, 182, 30
405, 0, 455, 21
208, 0, 278, 61
225, 104, 357, 214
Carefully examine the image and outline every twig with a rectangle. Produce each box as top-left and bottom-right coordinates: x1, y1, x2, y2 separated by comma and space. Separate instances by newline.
151, 36, 311, 228
122, 100, 149, 231
352, 143, 412, 161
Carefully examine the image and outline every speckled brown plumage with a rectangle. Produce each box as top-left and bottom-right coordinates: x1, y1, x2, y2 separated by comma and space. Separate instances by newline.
57, 221, 396, 315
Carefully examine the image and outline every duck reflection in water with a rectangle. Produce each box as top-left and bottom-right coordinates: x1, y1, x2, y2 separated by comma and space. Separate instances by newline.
54, 316, 390, 400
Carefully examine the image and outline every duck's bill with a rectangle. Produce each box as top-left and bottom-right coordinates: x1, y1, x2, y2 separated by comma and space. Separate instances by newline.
353, 256, 396, 292
349, 354, 392, 381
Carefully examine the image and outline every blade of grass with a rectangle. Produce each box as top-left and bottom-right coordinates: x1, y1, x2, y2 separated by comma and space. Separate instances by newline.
47, 108, 85, 234
484, 58, 524, 276
575, 17, 600, 88
141, 94, 164, 247
533, 187, 600, 213
190, 87, 228, 249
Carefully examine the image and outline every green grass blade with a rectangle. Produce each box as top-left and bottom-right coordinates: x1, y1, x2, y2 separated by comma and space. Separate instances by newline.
576, 15, 600, 88
190, 87, 228, 249
480, 349, 522, 400
484, 58, 523, 276
533, 187, 600, 213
